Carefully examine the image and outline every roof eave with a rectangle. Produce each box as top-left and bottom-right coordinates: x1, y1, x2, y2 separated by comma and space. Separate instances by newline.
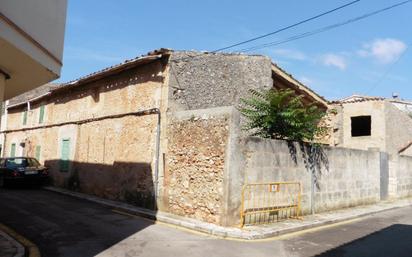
271, 63, 329, 109
6, 91, 52, 109
53, 54, 164, 94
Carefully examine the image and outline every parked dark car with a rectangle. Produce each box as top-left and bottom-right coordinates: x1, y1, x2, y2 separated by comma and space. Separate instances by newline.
0, 157, 49, 187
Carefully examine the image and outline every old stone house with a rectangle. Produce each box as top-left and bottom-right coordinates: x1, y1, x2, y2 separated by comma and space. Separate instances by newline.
0, 49, 328, 226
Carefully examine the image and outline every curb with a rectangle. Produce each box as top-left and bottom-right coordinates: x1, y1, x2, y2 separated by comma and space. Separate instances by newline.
0, 229, 24, 257
0, 223, 40, 257
43, 186, 412, 240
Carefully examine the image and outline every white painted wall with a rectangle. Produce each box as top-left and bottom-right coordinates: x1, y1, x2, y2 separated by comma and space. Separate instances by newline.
0, 0, 67, 99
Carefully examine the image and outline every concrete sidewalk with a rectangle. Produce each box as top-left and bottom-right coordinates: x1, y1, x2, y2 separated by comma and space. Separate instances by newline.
44, 186, 412, 240
0, 228, 24, 257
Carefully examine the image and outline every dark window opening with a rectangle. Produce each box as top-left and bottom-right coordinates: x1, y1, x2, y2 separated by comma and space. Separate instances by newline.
351, 116, 371, 137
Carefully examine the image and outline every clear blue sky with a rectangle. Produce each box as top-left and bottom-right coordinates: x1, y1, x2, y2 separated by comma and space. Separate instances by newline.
58, 0, 412, 101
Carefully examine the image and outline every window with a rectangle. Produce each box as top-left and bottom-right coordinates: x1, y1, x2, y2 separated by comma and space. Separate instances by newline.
10, 143, 16, 157
5, 158, 40, 168
351, 116, 371, 137
35, 145, 41, 160
22, 110, 28, 125
60, 139, 70, 172
39, 105, 45, 124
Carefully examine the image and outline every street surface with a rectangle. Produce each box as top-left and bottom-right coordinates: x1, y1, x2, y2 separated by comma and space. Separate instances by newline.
0, 188, 411, 257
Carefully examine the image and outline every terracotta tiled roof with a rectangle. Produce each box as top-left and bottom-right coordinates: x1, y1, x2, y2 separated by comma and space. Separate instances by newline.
53, 48, 170, 93
271, 63, 329, 108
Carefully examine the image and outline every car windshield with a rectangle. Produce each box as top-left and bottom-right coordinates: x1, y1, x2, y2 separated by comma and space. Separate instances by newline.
5, 158, 40, 168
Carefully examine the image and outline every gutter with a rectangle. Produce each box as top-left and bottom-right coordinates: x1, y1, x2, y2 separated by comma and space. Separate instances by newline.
154, 110, 161, 205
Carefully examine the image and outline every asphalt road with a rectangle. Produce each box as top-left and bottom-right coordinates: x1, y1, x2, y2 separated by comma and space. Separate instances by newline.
0, 188, 411, 257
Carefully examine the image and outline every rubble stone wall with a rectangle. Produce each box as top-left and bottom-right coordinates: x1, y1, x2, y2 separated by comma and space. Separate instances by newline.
168, 51, 273, 112
3, 61, 165, 209
166, 109, 230, 224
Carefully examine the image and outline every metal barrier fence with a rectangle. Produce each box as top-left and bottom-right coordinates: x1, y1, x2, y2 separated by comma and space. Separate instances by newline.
240, 181, 302, 227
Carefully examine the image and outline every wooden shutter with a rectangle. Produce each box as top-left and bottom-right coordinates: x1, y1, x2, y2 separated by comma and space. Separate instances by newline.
39, 106, 45, 124
10, 143, 16, 157
60, 139, 70, 172
22, 111, 27, 125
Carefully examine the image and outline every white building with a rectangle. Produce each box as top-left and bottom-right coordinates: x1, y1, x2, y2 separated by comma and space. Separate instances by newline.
0, 0, 67, 101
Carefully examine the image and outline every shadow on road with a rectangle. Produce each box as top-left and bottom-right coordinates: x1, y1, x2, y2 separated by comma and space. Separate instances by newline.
0, 159, 158, 257
314, 224, 412, 257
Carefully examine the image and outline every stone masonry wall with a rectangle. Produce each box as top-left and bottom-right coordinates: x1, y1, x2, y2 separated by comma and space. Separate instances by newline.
166, 112, 230, 225
6, 61, 164, 130
74, 115, 157, 208
167, 51, 273, 112
3, 61, 165, 209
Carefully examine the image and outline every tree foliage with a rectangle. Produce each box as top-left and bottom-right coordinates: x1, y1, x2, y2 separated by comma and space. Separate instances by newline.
239, 88, 326, 142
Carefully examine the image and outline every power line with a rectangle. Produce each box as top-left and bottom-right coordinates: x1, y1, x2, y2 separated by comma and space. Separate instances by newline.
236, 0, 412, 53
211, 0, 361, 53
171, 0, 361, 63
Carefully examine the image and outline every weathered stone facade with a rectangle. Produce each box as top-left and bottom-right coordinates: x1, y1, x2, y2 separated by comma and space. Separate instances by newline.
2, 58, 165, 209
167, 116, 229, 224
0, 49, 332, 226
168, 52, 273, 112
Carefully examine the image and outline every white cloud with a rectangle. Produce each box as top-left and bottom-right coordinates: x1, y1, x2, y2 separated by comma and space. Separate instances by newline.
358, 38, 407, 64
270, 48, 307, 61
321, 54, 347, 70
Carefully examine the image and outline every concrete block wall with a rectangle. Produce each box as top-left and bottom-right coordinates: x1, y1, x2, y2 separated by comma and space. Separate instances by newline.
394, 155, 412, 198
236, 138, 382, 216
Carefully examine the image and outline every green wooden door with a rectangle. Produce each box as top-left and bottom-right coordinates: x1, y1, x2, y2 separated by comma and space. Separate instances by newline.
60, 139, 70, 172
10, 143, 16, 157
35, 145, 41, 160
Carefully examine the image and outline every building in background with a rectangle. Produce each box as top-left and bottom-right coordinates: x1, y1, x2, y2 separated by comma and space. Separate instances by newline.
329, 95, 412, 155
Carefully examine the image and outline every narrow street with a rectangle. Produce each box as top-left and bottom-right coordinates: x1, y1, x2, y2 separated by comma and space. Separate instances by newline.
0, 188, 411, 257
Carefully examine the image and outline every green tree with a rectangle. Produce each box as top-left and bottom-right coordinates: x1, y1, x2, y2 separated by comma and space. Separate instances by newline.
239, 88, 326, 142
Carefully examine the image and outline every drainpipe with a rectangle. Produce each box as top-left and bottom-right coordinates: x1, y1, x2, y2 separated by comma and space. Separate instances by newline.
0, 73, 5, 158
154, 108, 161, 206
